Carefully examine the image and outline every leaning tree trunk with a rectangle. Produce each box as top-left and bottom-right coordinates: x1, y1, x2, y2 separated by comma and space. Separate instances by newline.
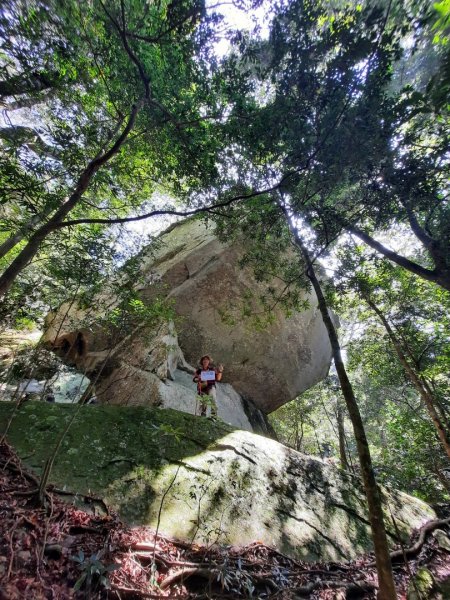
365, 296, 450, 459
281, 208, 397, 600
0, 100, 142, 299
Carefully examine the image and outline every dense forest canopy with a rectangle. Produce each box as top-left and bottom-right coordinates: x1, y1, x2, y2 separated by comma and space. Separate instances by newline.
0, 0, 449, 597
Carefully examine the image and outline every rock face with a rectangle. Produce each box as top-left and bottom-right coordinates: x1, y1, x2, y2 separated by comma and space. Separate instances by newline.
43, 219, 336, 418
0, 402, 435, 562
138, 219, 336, 413
44, 315, 268, 432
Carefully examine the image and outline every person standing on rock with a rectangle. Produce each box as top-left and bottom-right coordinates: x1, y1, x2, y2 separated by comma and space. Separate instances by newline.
193, 355, 224, 418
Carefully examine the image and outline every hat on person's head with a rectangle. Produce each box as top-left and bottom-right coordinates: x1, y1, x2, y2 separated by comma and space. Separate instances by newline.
200, 354, 212, 363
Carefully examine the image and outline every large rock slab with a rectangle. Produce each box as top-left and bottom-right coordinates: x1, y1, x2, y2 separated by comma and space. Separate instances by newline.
43, 219, 336, 413
0, 402, 435, 562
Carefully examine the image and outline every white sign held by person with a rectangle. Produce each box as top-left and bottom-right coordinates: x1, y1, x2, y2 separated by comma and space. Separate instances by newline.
200, 370, 216, 382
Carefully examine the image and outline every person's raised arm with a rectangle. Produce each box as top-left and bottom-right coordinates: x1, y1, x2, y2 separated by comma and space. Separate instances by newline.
215, 364, 224, 382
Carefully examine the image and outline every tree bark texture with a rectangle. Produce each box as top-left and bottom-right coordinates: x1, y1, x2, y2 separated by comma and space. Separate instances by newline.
281, 207, 397, 600
336, 403, 349, 470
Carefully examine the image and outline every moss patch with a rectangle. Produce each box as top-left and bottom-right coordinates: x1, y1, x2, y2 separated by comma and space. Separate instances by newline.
0, 402, 233, 501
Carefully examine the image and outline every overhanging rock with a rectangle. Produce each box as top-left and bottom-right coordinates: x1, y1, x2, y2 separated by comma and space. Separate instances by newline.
43, 219, 337, 415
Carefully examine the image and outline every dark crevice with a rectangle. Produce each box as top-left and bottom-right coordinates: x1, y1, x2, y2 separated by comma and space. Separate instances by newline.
308, 481, 327, 496
101, 457, 137, 469
173, 459, 212, 476
286, 468, 327, 496
187, 255, 219, 279
208, 443, 257, 465
240, 395, 276, 437
177, 435, 209, 450
276, 509, 347, 558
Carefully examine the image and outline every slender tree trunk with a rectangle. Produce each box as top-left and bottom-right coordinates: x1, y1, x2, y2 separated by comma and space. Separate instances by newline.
0, 209, 54, 260
346, 225, 450, 292
296, 419, 304, 451
0, 117, 125, 261
365, 297, 450, 459
395, 331, 450, 424
403, 203, 450, 276
0, 100, 142, 299
281, 208, 397, 600
421, 378, 450, 424
336, 402, 349, 470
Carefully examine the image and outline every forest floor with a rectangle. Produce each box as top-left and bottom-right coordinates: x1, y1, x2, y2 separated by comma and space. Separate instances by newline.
1, 440, 449, 600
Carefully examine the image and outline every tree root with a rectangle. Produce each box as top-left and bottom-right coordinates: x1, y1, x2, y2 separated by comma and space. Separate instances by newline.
112, 586, 179, 598
158, 564, 376, 596
291, 579, 376, 596
366, 516, 450, 567
160, 566, 214, 590
390, 517, 450, 563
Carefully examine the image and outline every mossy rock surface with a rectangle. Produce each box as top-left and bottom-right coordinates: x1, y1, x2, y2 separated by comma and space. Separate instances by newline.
0, 402, 436, 562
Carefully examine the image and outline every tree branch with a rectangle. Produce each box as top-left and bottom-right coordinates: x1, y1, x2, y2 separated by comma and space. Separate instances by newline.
55, 182, 281, 228
346, 224, 445, 284
402, 203, 436, 250
99, 0, 150, 98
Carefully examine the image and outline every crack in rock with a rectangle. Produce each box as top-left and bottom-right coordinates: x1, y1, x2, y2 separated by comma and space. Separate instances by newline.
286, 469, 327, 496
208, 443, 257, 465
276, 509, 347, 559
172, 460, 212, 476
329, 502, 399, 542
177, 435, 210, 450
329, 501, 371, 525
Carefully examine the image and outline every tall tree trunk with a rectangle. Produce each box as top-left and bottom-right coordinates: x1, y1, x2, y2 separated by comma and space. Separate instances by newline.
0, 100, 142, 299
421, 378, 450, 424
364, 296, 450, 459
281, 207, 397, 600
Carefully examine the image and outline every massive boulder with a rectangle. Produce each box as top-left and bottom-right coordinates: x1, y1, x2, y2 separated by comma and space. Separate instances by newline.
0, 402, 436, 562
43, 219, 336, 417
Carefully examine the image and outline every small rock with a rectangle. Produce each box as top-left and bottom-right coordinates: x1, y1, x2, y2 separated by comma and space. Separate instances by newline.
432, 528, 450, 552
16, 550, 31, 567
44, 543, 63, 559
